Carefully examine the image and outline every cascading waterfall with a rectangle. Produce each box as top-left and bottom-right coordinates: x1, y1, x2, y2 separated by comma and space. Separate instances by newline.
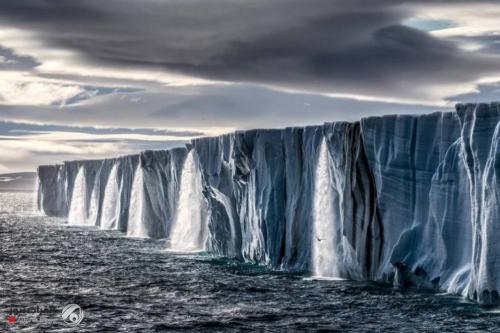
101, 164, 120, 230
169, 150, 207, 251
87, 181, 99, 226
35, 103, 500, 306
127, 165, 146, 237
33, 175, 41, 213
312, 138, 341, 278
68, 167, 88, 225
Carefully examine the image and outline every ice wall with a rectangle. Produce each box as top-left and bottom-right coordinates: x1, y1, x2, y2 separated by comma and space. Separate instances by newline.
37, 164, 67, 217
36, 102, 500, 305
38, 149, 186, 238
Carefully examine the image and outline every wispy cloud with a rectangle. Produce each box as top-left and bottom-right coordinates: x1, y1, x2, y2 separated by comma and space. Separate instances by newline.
1, 1, 500, 105
0, 126, 192, 172
0, 1, 499, 172
0, 121, 203, 137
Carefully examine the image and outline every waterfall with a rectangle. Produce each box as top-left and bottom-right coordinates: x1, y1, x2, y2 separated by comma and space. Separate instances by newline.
87, 181, 99, 226
33, 175, 41, 213
168, 150, 207, 252
127, 165, 146, 237
312, 138, 340, 278
101, 164, 120, 230
68, 167, 88, 225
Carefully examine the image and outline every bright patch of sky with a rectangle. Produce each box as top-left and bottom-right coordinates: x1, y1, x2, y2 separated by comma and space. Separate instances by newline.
403, 18, 456, 32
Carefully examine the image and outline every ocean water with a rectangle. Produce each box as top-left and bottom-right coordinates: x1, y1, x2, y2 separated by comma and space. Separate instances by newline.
0, 192, 499, 332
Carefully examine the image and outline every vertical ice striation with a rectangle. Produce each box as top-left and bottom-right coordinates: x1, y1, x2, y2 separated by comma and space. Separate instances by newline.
36, 102, 500, 305
312, 138, 340, 278
211, 188, 238, 256
457, 103, 500, 305
37, 164, 68, 217
169, 150, 208, 251
427, 139, 472, 294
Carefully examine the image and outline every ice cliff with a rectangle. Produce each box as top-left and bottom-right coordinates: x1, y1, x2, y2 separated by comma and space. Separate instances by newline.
36, 103, 500, 305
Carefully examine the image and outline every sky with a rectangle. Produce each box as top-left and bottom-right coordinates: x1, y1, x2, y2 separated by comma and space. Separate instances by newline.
0, 0, 500, 172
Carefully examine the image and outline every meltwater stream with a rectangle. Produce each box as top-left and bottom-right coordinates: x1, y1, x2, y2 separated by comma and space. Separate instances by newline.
127, 166, 146, 238
68, 167, 88, 226
1, 192, 500, 332
100, 164, 120, 230
168, 150, 208, 252
312, 139, 340, 278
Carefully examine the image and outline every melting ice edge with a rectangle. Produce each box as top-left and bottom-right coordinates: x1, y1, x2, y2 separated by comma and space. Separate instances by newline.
37, 102, 500, 306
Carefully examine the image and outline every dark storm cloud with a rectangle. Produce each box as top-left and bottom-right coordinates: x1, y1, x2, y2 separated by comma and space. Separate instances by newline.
0, 46, 39, 70
0, 0, 499, 101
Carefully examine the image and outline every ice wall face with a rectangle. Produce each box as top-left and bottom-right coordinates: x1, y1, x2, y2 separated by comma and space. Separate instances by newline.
38, 149, 186, 239
189, 122, 382, 278
100, 164, 120, 230
457, 104, 500, 305
168, 150, 209, 251
37, 164, 67, 217
68, 167, 89, 226
36, 102, 500, 305
361, 112, 465, 282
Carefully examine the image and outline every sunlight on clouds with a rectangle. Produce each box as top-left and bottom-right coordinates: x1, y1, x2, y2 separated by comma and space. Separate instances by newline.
0, 137, 128, 156
0, 19, 496, 108
409, 4, 500, 38
279, 82, 479, 107
0, 125, 198, 172
0, 136, 131, 171
460, 43, 484, 52
0, 129, 193, 172
0, 26, 216, 87
1, 1, 499, 174
7, 130, 201, 142
0, 71, 86, 106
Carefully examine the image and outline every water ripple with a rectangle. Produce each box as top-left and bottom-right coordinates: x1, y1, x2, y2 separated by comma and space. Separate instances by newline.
0, 192, 498, 332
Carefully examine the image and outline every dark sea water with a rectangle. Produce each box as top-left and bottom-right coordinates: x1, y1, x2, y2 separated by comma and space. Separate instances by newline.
1, 192, 499, 332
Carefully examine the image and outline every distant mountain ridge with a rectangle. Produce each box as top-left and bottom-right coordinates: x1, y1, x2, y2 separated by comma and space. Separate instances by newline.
0, 172, 36, 192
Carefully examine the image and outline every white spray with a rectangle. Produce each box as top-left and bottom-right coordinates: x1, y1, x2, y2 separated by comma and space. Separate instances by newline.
312, 138, 341, 278
101, 164, 120, 230
169, 150, 207, 251
127, 165, 146, 237
68, 167, 88, 225
87, 181, 99, 226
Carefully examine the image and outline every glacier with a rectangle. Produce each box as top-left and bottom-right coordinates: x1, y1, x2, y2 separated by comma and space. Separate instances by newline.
36, 102, 500, 305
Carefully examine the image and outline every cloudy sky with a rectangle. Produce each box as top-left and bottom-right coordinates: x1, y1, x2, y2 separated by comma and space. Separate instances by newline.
0, 0, 499, 172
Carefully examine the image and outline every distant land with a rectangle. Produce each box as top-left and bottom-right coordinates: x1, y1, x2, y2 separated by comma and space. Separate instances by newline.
0, 172, 37, 192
